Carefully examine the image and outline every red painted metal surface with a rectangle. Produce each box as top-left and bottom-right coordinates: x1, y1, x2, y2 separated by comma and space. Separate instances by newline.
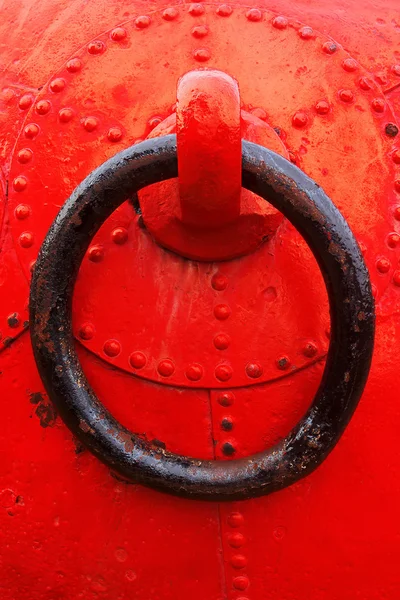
139, 74, 286, 261
177, 69, 242, 230
1, 0, 400, 598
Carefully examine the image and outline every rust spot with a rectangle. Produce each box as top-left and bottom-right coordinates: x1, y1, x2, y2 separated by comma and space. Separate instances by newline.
73, 438, 86, 455
151, 438, 166, 450
277, 357, 289, 370
328, 241, 346, 265
79, 421, 95, 434
7, 313, 19, 328
307, 438, 320, 449
35, 402, 57, 428
385, 123, 399, 137
29, 392, 44, 405
358, 311, 366, 321
116, 431, 135, 453
70, 213, 82, 227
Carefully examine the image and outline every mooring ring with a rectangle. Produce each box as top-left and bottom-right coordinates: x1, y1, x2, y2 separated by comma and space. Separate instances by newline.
29, 135, 374, 500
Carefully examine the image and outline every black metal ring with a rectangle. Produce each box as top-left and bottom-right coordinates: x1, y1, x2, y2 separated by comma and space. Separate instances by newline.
29, 135, 375, 501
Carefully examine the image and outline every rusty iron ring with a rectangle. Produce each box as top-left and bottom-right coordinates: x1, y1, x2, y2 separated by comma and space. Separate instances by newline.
29, 135, 375, 501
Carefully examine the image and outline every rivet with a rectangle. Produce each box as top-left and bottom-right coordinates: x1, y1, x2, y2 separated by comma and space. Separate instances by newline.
7, 313, 20, 328
59, 108, 74, 123
302, 341, 317, 357
193, 48, 211, 62
107, 127, 123, 142
17, 148, 33, 164
358, 77, 373, 91
18, 94, 33, 110
158, 359, 175, 377
215, 364, 233, 381
391, 65, 400, 77
15, 204, 31, 219
315, 100, 330, 115
273, 525, 286, 540
387, 233, 400, 248
376, 257, 390, 273
394, 206, 400, 221
1, 88, 15, 104
392, 150, 400, 164
342, 58, 358, 72
148, 116, 162, 130
227, 512, 244, 527
110, 27, 127, 41
83, 116, 98, 132
66, 58, 82, 73
79, 323, 95, 340
191, 25, 208, 38
129, 351, 146, 369
245, 362, 263, 378
35, 100, 51, 115
111, 227, 128, 244
222, 441, 236, 456
233, 576, 249, 591
123, 570, 138, 584
371, 98, 385, 113
395, 179, 400, 193
103, 339, 121, 357
88, 245, 104, 262
135, 15, 151, 28
216, 4, 232, 16
115, 548, 128, 562
393, 270, 400, 286
217, 391, 234, 406
375, 71, 388, 86
272, 15, 288, 29
322, 41, 337, 54
231, 555, 247, 569
24, 123, 40, 139
299, 26, 313, 39
88, 40, 105, 55
185, 363, 203, 381
13, 176, 27, 192
277, 356, 290, 370
49, 78, 65, 93
221, 417, 233, 431
162, 7, 178, 20
339, 89, 354, 103
292, 111, 308, 128
385, 123, 399, 138
228, 532, 245, 548
211, 272, 228, 290
188, 3, 204, 16
213, 334, 230, 350
19, 232, 34, 248
214, 304, 231, 320
246, 8, 262, 22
